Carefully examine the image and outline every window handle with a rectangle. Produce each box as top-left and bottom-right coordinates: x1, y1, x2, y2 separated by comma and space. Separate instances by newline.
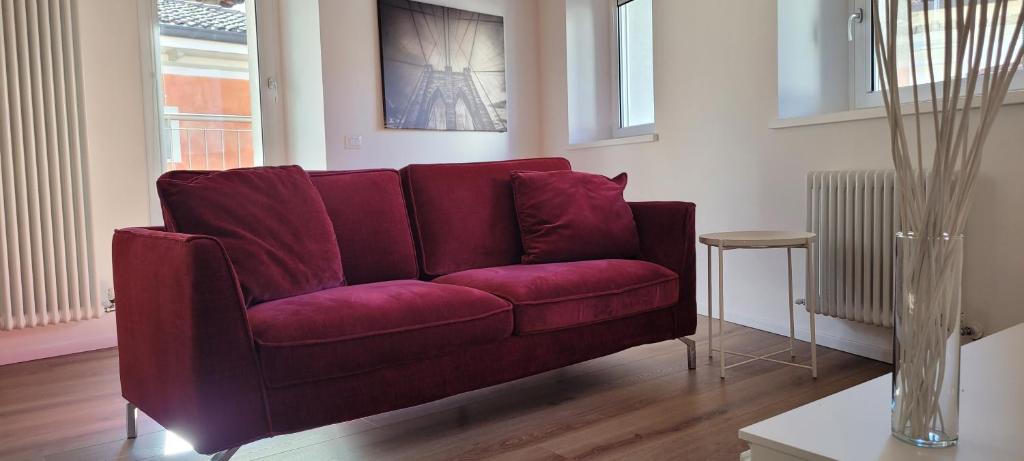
848, 8, 864, 42
266, 77, 280, 103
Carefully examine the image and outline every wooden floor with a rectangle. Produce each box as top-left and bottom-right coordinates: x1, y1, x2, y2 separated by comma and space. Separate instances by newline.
0, 316, 889, 461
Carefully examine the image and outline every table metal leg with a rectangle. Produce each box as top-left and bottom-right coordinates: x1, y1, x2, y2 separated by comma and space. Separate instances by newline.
806, 242, 818, 378
787, 248, 795, 359
718, 244, 726, 379
707, 244, 713, 358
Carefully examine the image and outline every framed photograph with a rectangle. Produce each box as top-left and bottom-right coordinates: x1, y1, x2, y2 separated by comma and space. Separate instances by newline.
377, 0, 507, 132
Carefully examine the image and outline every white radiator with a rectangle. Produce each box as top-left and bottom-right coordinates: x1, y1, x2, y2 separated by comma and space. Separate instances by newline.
806, 171, 899, 328
0, 0, 99, 330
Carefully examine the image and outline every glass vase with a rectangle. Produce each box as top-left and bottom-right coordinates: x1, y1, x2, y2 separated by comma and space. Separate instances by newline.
891, 232, 963, 448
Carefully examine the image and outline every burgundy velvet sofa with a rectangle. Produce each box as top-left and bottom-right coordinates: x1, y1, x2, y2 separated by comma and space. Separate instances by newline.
112, 158, 697, 456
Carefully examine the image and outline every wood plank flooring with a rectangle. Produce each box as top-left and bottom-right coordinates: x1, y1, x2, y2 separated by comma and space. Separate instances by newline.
0, 316, 889, 461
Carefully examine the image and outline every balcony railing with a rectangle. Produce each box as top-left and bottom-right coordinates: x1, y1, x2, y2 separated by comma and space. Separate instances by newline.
162, 112, 254, 171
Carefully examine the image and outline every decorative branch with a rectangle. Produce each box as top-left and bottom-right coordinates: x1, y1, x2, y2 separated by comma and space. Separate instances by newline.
875, 0, 1024, 443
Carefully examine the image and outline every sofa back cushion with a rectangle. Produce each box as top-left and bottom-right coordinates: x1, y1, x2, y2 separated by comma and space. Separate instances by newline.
157, 166, 344, 305
308, 170, 419, 284
400, 157, 572, 276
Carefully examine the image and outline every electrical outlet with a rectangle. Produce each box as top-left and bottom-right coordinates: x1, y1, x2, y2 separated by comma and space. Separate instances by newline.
103, 287, 116, 313
960, 311, 983, 341
344, 135, 363, 150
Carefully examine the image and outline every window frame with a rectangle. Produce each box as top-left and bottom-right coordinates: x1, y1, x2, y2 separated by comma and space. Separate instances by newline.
851, 0, 1024, 109
610, 0, 656, 139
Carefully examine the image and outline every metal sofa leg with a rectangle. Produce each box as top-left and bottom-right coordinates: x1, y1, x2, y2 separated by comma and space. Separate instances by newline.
211, 447, 240, 461
126, 401, 239, 460
678, 337, 697, 370
126, 402, 138, 439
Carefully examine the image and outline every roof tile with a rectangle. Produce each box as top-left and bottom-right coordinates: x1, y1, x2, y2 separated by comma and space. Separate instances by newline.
158, 0, 246, 34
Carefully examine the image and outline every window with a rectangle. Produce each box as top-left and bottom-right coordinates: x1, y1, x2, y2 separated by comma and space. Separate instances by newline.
777, 1, 1024, 121
564, 0, 656, 144
614, 0, 655, 137
854, 0, 1024, 108
141, 0, 266, 173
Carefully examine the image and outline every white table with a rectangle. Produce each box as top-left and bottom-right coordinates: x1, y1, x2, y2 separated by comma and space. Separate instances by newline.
699, 231, 818, 379
739, 322, 1024, 460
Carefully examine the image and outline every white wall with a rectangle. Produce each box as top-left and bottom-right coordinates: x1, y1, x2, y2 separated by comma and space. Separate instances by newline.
777, 0, 850, 118
277, 0, 328, 169
316, 0, 543, 170
79, 0, 152, 299
539, 0, 1024, 360
4, 0, 546, 364
566, 0, 615, 144
22, 0, 1021, 366
1, 0, 153, 365
72, 0, 542, 303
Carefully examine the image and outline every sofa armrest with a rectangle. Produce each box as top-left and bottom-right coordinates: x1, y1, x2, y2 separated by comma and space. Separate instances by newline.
112, 227, 270, 453
629, 201, 697, 337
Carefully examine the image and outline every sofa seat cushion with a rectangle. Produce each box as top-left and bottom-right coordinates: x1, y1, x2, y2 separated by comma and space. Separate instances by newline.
433, 259, 679, 335
248, 280, 513, 387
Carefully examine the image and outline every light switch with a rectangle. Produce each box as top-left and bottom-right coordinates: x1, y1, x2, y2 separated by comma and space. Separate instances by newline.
344, 135, 363, 150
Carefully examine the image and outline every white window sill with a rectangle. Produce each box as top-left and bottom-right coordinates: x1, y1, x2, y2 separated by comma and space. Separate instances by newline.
771, 89, 1024, 129
567, 133, 659, 151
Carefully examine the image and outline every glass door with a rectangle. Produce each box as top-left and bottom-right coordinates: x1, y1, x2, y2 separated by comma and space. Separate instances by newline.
151, 0, 264, 171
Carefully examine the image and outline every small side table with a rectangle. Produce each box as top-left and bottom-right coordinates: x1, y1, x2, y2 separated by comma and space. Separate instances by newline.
698, 231, 818, 379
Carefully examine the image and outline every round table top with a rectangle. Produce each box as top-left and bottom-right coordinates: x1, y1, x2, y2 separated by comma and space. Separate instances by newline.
699, 230, 816, 248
